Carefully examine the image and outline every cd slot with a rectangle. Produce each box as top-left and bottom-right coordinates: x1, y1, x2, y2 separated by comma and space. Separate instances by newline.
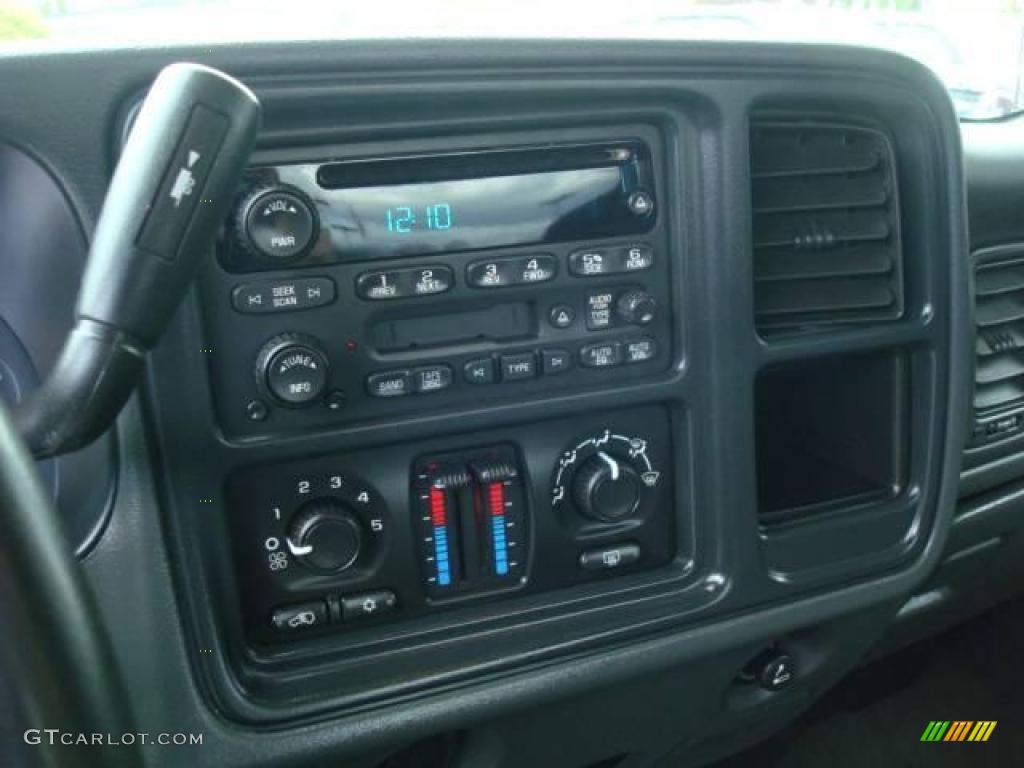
373, 303, 534, 352
316, 142, 641, 188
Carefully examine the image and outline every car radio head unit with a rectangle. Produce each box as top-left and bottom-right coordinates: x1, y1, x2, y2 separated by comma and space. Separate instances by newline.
221, 142, 656, 271
202, 132, 672, 439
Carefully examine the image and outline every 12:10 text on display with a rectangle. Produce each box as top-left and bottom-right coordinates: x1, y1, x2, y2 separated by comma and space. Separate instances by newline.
385, 203, 454, 234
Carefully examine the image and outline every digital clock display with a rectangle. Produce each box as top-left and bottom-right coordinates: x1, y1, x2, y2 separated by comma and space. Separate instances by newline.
385, 203, 454, 234
315, 166, 639, 262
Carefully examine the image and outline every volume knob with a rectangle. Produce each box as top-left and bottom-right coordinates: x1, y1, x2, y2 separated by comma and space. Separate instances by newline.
573, 451, 642, 523
236, 185, 318, 263
255, 333, 329, 407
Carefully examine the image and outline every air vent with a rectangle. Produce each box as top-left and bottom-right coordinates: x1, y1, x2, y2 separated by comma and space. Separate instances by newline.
751, 121, 903, 332
972, 254, 1024, 445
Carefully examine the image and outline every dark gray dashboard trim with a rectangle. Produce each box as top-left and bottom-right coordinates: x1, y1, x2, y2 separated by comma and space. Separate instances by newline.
0, 39, 969, 767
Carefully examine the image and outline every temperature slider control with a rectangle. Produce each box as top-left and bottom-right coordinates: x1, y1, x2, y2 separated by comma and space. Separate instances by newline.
415, 446, 527, 598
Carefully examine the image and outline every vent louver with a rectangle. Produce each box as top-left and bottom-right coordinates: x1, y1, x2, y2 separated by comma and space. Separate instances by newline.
972, 255, 1024, 444
751, 121, 904, 332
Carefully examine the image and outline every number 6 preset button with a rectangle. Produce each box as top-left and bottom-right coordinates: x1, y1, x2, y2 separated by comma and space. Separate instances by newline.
356, 266, 453, 300
467, 254, 556, 288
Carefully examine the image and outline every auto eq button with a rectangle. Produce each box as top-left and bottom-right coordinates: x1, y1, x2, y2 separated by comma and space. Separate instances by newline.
580, 341, 623, 368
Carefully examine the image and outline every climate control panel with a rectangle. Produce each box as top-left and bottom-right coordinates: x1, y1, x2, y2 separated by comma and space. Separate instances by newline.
414, 446, 528, 597
225, 406, 676, 645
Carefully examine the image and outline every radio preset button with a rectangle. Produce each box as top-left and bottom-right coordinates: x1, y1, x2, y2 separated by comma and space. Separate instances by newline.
580, 342, 623, 369
367, 371, 413, 398
518, 254, 557, 283
625, 338, 658, 364
356, 266, 453, 301
464, 358, 496, 385
569, 248, 612, 277
412, 267, 453, 296
467, 254, 556, 288
569, 244, 655, 277
232, 277, 335, 314
357, 270, 402, 300
500, 352, 538, 381
619, 244, 654, 272
413, 365, 453, 394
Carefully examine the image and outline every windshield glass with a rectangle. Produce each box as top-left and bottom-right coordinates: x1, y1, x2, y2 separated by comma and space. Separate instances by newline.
1, 0, 1021, 120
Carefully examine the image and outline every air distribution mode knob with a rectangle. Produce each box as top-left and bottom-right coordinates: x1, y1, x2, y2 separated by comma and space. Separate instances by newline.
255, 333, 329, 407
573, 451, 642, 523
286, 500, 364, 574
616, 290, 657, 326
237, 185, 318, 262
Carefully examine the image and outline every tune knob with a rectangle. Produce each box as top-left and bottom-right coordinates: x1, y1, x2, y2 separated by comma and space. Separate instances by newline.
237, 185, 318, 262
286, 500, 364, 574
573, 451, 642, 523
616, 290, 657, 325
255, 333, 329, 407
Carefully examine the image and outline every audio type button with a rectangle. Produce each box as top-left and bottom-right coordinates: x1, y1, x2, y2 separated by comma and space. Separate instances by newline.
586, 291, 614, 330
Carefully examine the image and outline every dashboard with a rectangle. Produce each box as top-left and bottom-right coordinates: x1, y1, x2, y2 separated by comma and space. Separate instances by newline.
0, 39, 992, 768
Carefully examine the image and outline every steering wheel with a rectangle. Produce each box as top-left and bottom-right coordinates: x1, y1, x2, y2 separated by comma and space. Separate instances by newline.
0, 402, 140, 767
0, 64, 259, 767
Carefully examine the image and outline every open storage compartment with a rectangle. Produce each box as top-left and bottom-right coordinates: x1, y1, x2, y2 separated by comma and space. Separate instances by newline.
755, 351, 908, 524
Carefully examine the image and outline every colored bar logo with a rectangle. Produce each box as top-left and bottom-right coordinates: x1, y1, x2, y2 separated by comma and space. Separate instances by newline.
921, 721, 996, 742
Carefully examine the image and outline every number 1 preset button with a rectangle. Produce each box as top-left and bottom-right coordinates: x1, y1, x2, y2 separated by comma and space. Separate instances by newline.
356, 265, 454, 300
